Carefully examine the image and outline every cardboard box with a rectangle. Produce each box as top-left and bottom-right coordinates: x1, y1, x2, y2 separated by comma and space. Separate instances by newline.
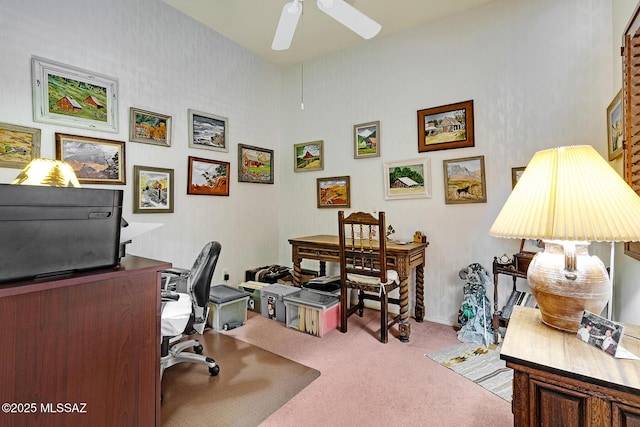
284, 289, 340, 337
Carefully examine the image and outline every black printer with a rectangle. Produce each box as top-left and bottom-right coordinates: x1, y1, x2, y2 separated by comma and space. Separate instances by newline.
0, 183, 123, 283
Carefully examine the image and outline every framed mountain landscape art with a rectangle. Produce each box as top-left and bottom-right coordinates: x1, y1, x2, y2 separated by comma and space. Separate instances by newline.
55, 133, 125, 185
32, 56, 119, 133
418, 100, 474, 152
294, 140, 324, 172
317, 176, 350, 208
443, 155, 486, 204
354, 121, 380, 158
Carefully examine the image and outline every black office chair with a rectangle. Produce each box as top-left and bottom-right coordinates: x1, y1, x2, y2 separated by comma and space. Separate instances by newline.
160, 241, 222, 379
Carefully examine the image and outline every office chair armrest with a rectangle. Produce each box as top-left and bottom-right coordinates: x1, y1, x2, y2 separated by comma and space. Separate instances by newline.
161, 267, 191, 291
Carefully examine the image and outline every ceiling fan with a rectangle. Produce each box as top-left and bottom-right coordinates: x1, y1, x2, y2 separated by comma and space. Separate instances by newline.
272, 0, 382, 50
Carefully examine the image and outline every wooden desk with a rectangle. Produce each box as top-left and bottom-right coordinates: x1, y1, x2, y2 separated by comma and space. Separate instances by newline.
0, 255, 170, 427
288, 234, 428, 342
501, 306, 640, 426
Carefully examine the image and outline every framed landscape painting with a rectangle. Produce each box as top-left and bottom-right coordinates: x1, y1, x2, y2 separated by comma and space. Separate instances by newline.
32, 56, 119, 133
188, 109, 228, 152
129, 107, 171, 147
317, 176, 350, 208
354, 121, 380, 158
187, 156, 230, 196
294, 140, 324, 172
443, 155, 486, 204
607, 89, 623, 160
383, 158, 432, 200
0, 122, 41, 169
133, 165, 174, 213
418, 100, 474, 152
238, 143, 274, 184
55, 133, 125, 185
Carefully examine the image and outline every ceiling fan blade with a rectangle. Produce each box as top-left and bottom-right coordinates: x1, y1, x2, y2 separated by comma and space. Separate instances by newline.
316, 0, 381, 39
272, 1, 302, 50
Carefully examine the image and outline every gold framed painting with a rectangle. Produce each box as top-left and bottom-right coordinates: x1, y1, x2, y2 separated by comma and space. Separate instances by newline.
443, 155, 486, 204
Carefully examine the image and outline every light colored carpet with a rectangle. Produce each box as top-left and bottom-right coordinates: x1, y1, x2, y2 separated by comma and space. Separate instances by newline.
161, 331, 320, 427
426, 342, 513, 402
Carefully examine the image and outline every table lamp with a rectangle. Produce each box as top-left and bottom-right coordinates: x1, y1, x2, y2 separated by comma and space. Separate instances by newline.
12, 158, 81, 187
490, 145, 640, 331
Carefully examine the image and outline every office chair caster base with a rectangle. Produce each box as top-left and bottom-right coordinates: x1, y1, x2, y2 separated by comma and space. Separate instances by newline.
209, 362, 220, 376
194, 344, 203, 354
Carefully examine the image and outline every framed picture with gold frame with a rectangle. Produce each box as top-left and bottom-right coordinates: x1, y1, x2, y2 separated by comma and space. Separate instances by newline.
443, 155, 486, 204
55, 133, 125, 185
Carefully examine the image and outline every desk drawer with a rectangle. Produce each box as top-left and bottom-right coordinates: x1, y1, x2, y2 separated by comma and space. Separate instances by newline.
297, 246, 340, 261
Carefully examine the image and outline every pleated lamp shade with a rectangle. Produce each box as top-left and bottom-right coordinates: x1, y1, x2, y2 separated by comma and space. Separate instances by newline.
490, 145, 640, 242
490, 145, 640, 331
12, 158, 81, 188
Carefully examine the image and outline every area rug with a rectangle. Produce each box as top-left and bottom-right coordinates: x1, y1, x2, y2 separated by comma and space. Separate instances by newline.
426, 342, 513, 403
161, 331, 320, 427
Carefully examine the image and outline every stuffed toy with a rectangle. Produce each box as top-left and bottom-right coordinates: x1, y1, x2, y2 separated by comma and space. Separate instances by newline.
457, 263, 493, 345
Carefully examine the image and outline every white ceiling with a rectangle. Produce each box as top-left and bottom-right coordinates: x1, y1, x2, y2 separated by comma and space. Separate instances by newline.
161, 0, 497, 67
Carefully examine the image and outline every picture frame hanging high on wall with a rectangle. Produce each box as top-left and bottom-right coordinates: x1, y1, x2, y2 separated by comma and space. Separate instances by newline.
133, 165, 174, 213
317, 176, 350, 208
32, 56, 119, 133
354, 121, 380, 159
607, 89, 623, 161
511, 166, 525, 189
294, 140, 324, 172
55, 133, 125, 185
187, 156, 230, 196
238, 143, 274, 184
129, 107, 172, 147
188, 109, 228, 152
443, 155, 486, 204
417, 100, 474, 152
383, 158, 432, 200
0, 122, 41, 169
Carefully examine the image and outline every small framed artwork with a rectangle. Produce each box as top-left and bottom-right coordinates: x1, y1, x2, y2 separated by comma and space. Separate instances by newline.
511, 166, 525, 189
294, 140, 324, 172
55, 133, 125, 185
443, 155, 486, 204
317, 176, 350, 208
187, 156, 230, 196
238, 143, 274, 184
129, 108, 171, 147
354, 121, 380, 159
188, 109, 228, 152
607, 89, 623, 161
32, 56, 118, 133
0, 122, 41, 169
418, 100, 474, 152
383, 158, 432, 200
133, 165, 174, 213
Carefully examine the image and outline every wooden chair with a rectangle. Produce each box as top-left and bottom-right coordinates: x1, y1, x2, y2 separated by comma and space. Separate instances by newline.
338, 210, 400, 343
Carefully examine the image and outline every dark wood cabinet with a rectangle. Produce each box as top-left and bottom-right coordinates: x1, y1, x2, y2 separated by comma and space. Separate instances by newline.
0, 255, 170, 427
501, 307, 640, 427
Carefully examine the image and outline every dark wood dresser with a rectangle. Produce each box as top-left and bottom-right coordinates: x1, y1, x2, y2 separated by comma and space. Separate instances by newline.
501, 306, 640, 427
0, 255, 170, 427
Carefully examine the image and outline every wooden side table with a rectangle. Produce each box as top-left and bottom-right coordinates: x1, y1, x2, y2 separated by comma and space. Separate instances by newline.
501, 307, 640, 427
